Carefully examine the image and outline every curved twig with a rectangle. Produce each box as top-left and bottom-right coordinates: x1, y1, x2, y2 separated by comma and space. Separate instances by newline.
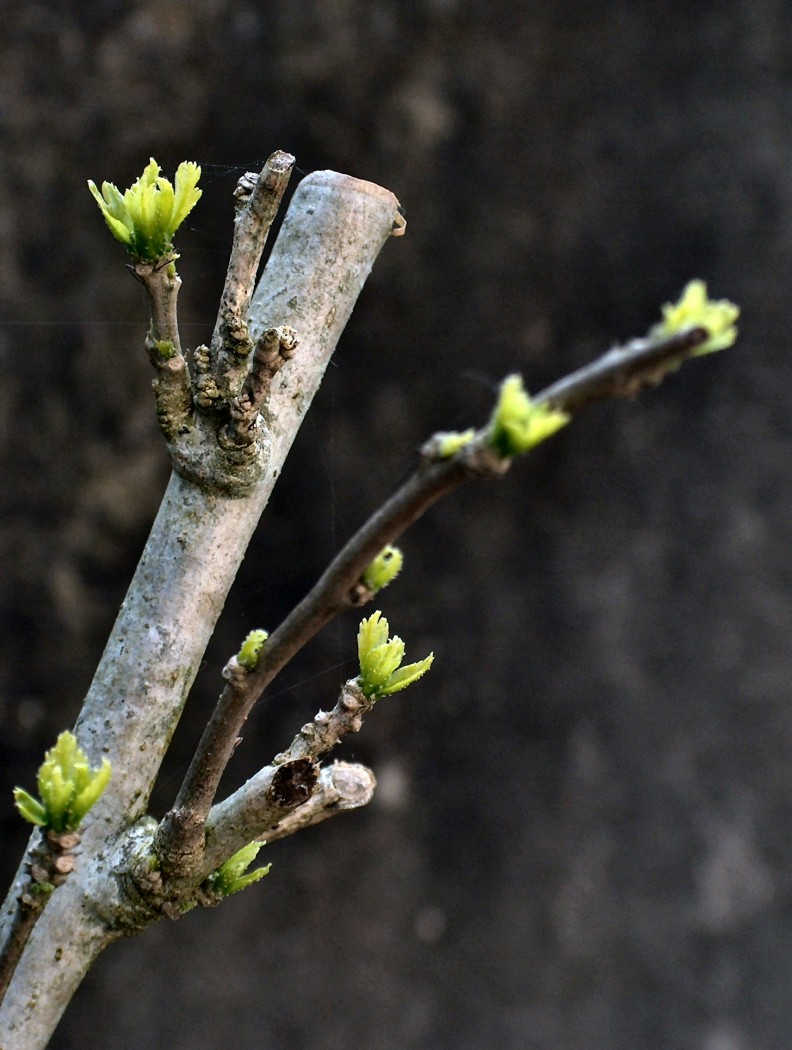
155, 323, 712, 876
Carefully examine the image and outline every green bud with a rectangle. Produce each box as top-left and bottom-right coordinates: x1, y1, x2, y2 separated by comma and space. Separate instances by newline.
154, 339, 177, 361
209, 842, 271, 896
435, 429, 476, 457
650, 280, 739, 356
361, 545, 404, 593
488, 375, 570, 458
88, 158, 202, 262
237, 629, 268, 670
14, 731, 111, 832
357, 611, 434, 699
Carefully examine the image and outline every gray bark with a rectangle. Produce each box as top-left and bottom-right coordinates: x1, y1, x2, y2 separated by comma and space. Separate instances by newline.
0, 171, 403, 1050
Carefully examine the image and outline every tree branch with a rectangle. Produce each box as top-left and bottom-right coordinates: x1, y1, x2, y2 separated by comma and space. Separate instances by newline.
133, 259, 195, 439
199, 682, 376, 876
156, 323, 713, 877
134, 258, 183, 354
221, 325, 299, 448
263, 762, 377, 845
210, 151, 295, 399
0, 168, 405, 1049
534, 325, 709, 412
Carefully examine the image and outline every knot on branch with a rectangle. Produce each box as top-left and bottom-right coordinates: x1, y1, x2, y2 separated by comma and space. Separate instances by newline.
233, 171, 259, 204
274, 682, 373, 768
157, 323, 299, 497
266, 759, 318, 810
215, 307, 253, 362
193, 344, 222, 409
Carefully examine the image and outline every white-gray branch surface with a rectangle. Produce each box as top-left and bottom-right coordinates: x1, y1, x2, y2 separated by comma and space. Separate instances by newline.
0, 170, 403, 1050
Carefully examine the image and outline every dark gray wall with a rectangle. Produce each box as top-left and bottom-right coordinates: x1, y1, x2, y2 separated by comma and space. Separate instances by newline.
2, 2, 791, 1048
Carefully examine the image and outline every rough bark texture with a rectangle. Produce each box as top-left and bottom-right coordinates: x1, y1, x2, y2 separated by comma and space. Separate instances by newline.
1, 3, 790, 1049
0, 166, 403, 1046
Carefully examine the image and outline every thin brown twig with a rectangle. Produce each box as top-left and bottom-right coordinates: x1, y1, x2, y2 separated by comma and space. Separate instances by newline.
133, 260, 194, 437
535, 326, 709, 412
154, 324, 712, 876
211, 151, 296, 398
133, 258, 183, 355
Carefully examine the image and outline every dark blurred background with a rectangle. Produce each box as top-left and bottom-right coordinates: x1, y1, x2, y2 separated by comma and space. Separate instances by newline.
2, 2, 791, 1048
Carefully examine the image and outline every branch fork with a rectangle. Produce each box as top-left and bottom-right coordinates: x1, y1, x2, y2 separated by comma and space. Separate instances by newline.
154, 321, 717, 883
1, 148, 734, 1047
141, 679, 376, 895
132, 151, 299, 495
0, 160, 408, 1044
196, 682, 377, 878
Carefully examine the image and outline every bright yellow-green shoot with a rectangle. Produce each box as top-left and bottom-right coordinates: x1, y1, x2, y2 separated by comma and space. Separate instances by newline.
435, 429, 476, 458
208, 842, 271, 897
357, 611, 434, 699
237, 629, 269, 670
88, 158, 202, 262
14, 731, 111, 833
361, 545, 404, 593
651, 280, 739, 356
488, 375, 570, 458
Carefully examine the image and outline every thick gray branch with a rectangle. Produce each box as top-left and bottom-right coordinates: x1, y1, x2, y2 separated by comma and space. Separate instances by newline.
0, 169, 404, 1050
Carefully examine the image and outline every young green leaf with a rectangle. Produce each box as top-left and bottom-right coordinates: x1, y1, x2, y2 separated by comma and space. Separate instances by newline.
209, 842, 271, 897
12, 788, 47, 827
14, 731, 111, 832
376, 655, 435, 696
357, 610, 390, 667
650, 280, 739, 356
70, 761, 112, 826
488, 375, 570, 458
357, 611, 434, 699
88, 158, 202, 262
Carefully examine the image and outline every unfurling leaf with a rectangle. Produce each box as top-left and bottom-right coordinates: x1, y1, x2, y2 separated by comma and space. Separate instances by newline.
488, 375, 569, 458
14, 731, 111, 832
209, 842, 271, 896
88, 158, 202, 262
357, 611, 433, 699
650, 280, 739, 356
12, 788, 47, 827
